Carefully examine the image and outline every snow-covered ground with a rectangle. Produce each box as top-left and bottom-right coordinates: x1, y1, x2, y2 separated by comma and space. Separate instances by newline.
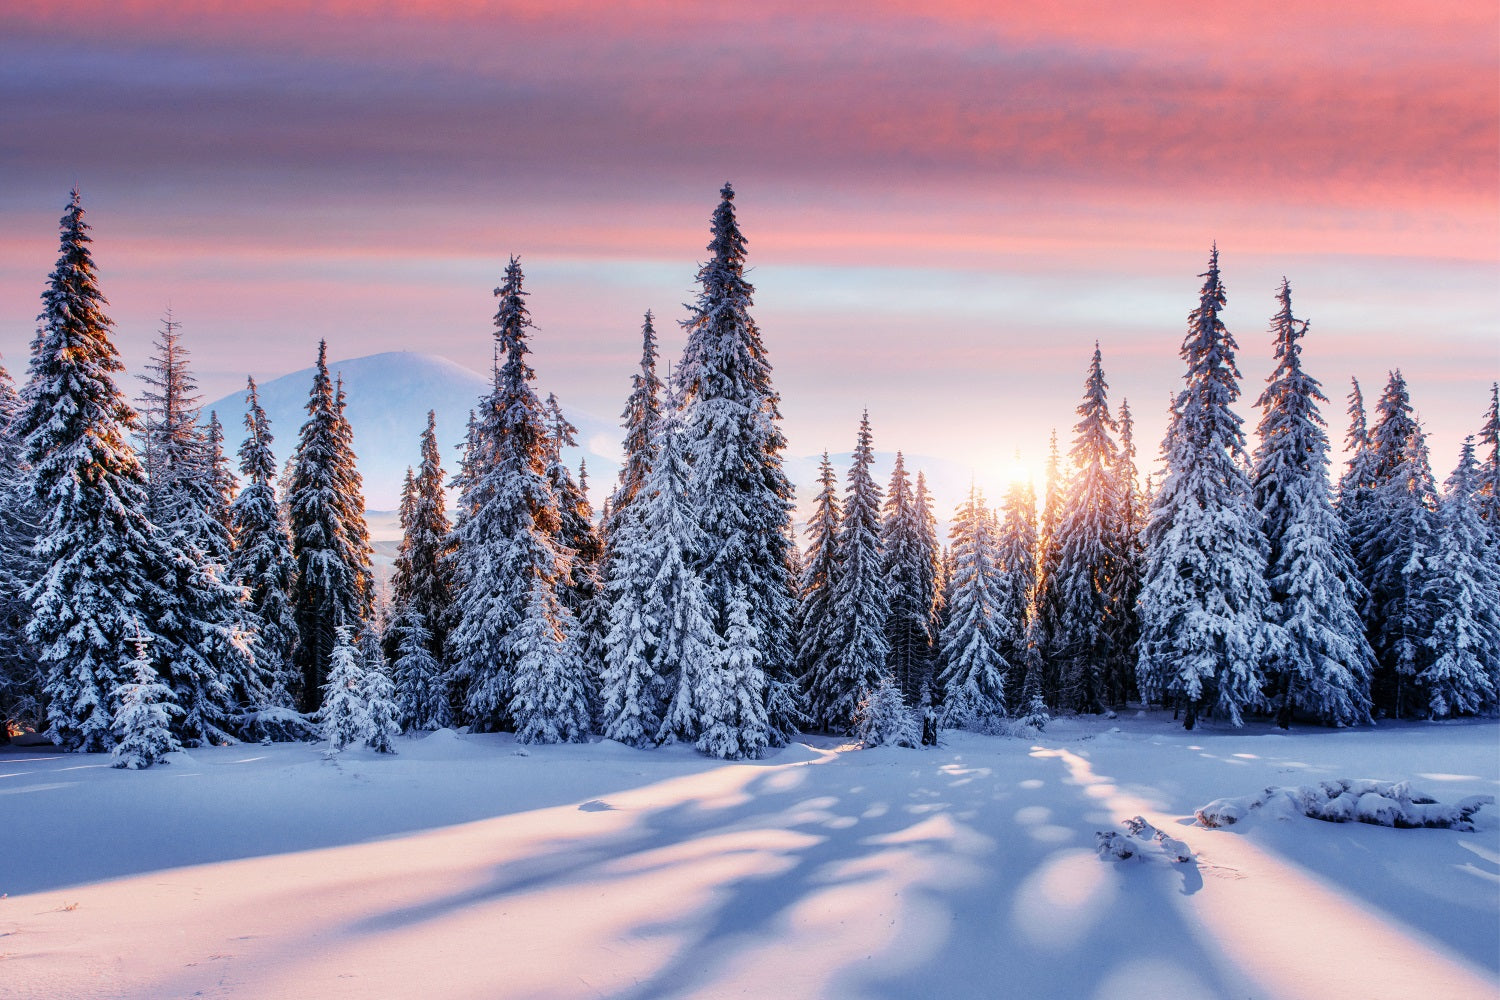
1, 714, 1495, 999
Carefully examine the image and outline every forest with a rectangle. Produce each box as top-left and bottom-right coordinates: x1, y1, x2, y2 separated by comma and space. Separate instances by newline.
2, 185, 1497, 768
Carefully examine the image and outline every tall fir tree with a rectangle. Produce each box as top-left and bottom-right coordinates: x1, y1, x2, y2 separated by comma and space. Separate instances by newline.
447, 258, 589, 738
1359, 372, 1441, 717
288, 342, 372, 710
1033, 430, 1067, 704
1475, 383, 1500, 538
20, 191, 163, 751
0, 357, 40, 736
882, 452, 938, 704
638, 381, 724, 745
811, 412, 890, 733
938, 486, 1010, 731
608, 311, 663, 526
331, 375, 375, 624
795, 452, 841, 715
1051, 345, 1123, 713
228, 377, 298, 708
136, 311, 201, 526
994, 471, 1037, 707
544, 394, 605, 689
387, 411, 454, 729
913, 470, 944, 641
1105, 399, 1144, 706
1419, 441, 1500, 716
1136, 247, 1276, 729
1250, 280, 1372, 728
676, 184, 798, 750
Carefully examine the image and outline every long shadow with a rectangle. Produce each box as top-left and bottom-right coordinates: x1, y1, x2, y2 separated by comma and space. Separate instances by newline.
313, 737, 1248, 999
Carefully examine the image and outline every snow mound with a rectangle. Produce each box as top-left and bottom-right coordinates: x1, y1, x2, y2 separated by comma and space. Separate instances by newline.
1196, 779, 1494, 831
768, 742, 829, 765
1096, 815, 1194, 863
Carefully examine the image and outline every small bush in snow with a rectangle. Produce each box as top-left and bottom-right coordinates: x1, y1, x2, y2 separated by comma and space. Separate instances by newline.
854, 677, 918, 748
1196, 779, 1494, 831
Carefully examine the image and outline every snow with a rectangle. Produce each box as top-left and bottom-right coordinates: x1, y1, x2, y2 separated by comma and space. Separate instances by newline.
1, 714, 1495, 999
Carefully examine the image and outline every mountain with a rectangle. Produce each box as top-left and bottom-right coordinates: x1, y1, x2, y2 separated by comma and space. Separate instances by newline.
205, 352, 624, 535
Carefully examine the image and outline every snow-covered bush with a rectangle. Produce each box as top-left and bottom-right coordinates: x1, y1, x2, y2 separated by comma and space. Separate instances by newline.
360, 664, 401, 754
1196, 779, 1493, 831
853, 677, 918, 748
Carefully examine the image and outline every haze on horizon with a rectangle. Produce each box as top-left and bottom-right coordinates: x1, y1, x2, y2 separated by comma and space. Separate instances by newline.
1, 1, 1495, 496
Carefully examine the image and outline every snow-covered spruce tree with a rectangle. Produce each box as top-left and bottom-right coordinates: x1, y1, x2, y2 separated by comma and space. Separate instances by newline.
1051, 345, 1123, 713
696, 584, 770, 760
597, 499, 663, 746
19, 192, 166, 751
676, 184, 799, 751
795, 452, 841, 713
544, 394, 605, 694
607, 311, 663, 528
331, 375, 375, 624
913, 471, 944, 634
228, 377, 299, 710
386, 411, 454, 727
360, 654, 401, 753
110, 634, 183, 770
1136, 247, 1276, 729
320, 627, 368, 751
390, 609, 449, 731
854, 675, 919, 748
1476, 383, 1500, 539
640, 383, 724, 745
132, 316, 255, 746
288, 342, 372, 712
1104, 399, 1144, 706
1359, 372, 1441, 718
0, 357, 40, 737
447, 258, 590, 739
882, 452, 938, 705
938, 485, 1010, 732
811, 412, 890, 733
1032, 430, 1067, 705
1017, 617, 1051, 730
1250, 280, 1372, 728
1419, 440, 1500, 716
994, 472, 1037, 707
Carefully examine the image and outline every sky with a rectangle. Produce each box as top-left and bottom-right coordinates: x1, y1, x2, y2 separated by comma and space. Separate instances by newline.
1, 1, 1496, 504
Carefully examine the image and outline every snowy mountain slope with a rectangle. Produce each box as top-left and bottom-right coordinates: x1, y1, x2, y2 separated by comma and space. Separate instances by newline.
204, 351, 624, 514
0, 715, 1494, 999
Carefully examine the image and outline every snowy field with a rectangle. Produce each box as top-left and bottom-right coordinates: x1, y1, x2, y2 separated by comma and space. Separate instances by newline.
1, 715, 1496, 1000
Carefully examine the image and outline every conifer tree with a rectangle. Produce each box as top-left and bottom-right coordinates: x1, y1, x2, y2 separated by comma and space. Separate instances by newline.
914, 471, 944, 637
1017, 617, 1051, 730
1137, 247, 1275, 728
447, 258, 588, 737
320, 627, 368, 751
387, 410, 454, 720
1419, 441, 1500, 717
228, 377, 298, 708
635, 383, 723, 745
676, 184, 798, 750
609, 311, 663, 525
0, 358, 39, 736
696, 585, 770, 759
1359, 372, 1441, 717
938, 485, 1009, 731
853, 676, 919, 748
110, 632, 182, 769
20, 192, 164, 751
882, 452, 937, 704
1250, 280, 1372, 727
811, 412, 890, 733
288, 342, 371, 710
795, 453, 841, 708
1105, 399, 1144, 705
332, 375, 375, 624
136, 311, 201, 526
1051, 346, 1123, 713
994, 472, 1037, 706
360, 656, 402, 752
545, 394, 605, 689
1476, 383, 1500, 537
1033, 430, 1067, 703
